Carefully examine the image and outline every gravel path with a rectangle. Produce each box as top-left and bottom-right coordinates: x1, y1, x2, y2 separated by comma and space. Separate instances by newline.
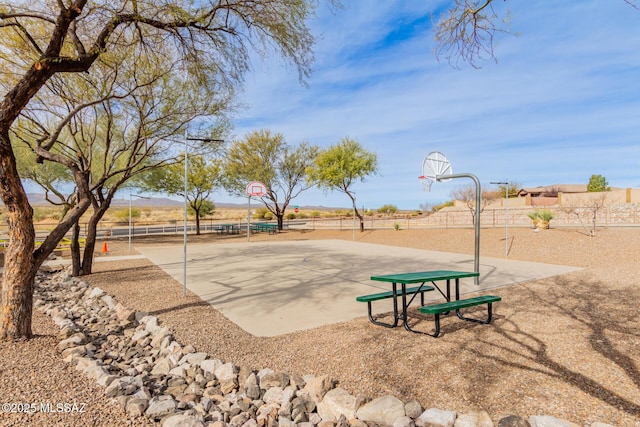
1, 227, 639, 426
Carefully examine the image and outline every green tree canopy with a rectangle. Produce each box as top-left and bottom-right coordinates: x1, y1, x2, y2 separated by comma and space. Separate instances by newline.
223, 129, 318, 230
587, 174, 611, 192
306, 137, 377, 231
140, 155, 222, 235
0, 0, 336, 339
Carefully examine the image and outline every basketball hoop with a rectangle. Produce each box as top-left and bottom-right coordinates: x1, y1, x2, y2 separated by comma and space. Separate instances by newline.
246, 181, 268, 197
419, 151, 452, 192
418, 175, 434, 192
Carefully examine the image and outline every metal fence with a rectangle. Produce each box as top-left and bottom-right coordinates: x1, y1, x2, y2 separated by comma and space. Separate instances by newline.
3, 203, 640, 242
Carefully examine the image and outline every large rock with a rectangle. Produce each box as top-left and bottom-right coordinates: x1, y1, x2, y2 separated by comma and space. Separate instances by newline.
416, 408, 457, 427
498, 416, 530, 427
145, 395, 178, 420
528, 416, 578, 427
162, 413, 206, 427
317, 388, 357, 421
303, 375, 333, 404
455, 412, 493, 427
356, 395, 405, 426
261, 372, 290, 389
201, 358, 224, 376
126, 398, 149, 417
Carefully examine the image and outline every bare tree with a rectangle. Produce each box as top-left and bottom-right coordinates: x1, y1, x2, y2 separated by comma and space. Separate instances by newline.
451, 183, 498, 225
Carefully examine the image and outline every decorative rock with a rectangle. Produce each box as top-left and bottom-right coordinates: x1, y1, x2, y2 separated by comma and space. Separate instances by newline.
201, 358, 223, 375
182, 352, 208, 365
57, 333, 86, 352
317, 388, 357, 421
404, 400, 423, 419
263, 387, 285, 404
145, 395, 178, 419
303, 375, 333, 404
278, 417, 296, 427
115, 303, 137, 321
261, 372, 290, 389
100, 294, 117, 309
356, 395, 405, 426
456, 412, 493, 427
241, 418, 259, 427
528, 416, 578, 427
416, 408, 457, 427
125, 398, 149, 417
215, 362, 238, 383
498, 416, 530, 427
292, 392, 316, 413
88, 287, 105, 298
230, 411, 250, 426
162, 413, 206, 427
393, 415, 415, 427
151, 356, 177, 376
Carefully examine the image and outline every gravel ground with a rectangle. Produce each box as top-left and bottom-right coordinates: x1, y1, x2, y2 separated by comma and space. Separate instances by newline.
1, 227, 639, 426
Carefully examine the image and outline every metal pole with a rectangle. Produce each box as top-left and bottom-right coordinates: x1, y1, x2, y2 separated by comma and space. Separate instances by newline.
506, 188, 509, 256
128, 193, 132, 253
439, 173, 481, 285
247, 196, 251, 242
183, 129, 188, 297
491, 181, 509, 257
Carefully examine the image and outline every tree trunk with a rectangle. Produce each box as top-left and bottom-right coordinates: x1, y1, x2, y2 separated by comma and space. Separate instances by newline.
79, 207, 106, 276
276, 214, 284, 230
195, 208, 201, 235
70, 223, 82, 276
347, 193, 364, 232
0, 132, 37, 339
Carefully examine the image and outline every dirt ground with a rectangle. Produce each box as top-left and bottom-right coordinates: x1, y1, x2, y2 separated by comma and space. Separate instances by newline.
2, 226, 639, 426
86, 227, 640, 426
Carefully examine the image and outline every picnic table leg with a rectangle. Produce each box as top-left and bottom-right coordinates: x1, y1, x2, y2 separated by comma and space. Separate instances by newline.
402, 282, 442, 336
364, 283, 399, 328
456, 302, 496, 324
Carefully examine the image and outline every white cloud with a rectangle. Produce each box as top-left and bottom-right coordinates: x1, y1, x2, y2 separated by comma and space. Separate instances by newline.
226, 0, 640, 208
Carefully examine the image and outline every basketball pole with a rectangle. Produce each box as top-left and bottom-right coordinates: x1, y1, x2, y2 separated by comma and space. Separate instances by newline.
437, 173, 481, 286
247, 195, 251, 242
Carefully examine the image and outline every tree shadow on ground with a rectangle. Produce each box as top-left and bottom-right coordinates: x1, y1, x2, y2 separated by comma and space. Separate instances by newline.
461, 275, 640, 417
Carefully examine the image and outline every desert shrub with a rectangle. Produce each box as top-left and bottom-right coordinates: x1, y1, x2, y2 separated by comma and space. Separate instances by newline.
527, 210, 555, 229
377, 204, 397, 215
310, 211, 321, 218
33, 207, 63, 222
393, 222, 401, 231
286, 213, 296, 220
252, 207, 270, 219
527, 210, 555, 221
113, 207, 141, 224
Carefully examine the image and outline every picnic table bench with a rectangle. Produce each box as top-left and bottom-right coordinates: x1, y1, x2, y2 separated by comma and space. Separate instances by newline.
250, 223, 278, 234
356, 285, 435, 328
357, 270, 501, 337
213, 224, 239, 235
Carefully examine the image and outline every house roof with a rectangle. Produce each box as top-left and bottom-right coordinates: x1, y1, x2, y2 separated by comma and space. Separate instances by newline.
519, 184, 587, 195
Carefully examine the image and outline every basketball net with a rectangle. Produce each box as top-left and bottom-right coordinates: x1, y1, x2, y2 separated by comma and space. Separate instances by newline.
418, 175, 434, 192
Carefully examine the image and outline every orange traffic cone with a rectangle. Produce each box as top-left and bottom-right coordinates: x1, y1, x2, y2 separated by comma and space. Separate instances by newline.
101, 242, 108, 253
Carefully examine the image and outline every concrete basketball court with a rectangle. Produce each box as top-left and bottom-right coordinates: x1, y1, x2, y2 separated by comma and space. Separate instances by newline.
137, 240, 581, 337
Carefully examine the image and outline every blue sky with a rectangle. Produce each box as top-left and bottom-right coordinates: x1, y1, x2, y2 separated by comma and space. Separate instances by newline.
214, 0, 640, 210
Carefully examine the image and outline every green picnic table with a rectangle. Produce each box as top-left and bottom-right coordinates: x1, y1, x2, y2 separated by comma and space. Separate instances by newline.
358, 270, 500, 337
